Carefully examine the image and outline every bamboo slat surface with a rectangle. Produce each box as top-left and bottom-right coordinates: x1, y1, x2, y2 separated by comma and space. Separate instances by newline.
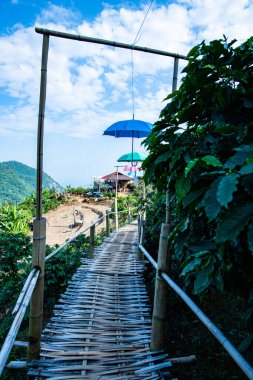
28, 222, 172, 379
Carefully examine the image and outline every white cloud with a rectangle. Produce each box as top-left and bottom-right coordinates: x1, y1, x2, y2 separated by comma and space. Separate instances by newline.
0, 0, 252, 144
188, 0, 253, 42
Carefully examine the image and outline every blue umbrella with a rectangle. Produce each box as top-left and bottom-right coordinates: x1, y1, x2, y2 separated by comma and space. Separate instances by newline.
103, 119, 153, 138
103, 119, 152, 164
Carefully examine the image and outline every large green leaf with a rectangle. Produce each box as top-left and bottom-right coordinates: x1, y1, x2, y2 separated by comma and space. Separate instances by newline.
181, 257, 202, 276
175, 175, 191, 200
194, 269, 210, 294
204, 178, 221, 221
217, 174, 239, 208
235, 145, 253, 152
216, 203, 253, 242
202, 155, 222, 167
240, 163, 253, 175
154, 151, 171, 165
183, 187, 207, 208
224, 148, 253, 169
185, 158, 199, 176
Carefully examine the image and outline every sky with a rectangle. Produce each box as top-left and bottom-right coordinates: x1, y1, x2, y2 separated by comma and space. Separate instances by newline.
0, 0, 252, 187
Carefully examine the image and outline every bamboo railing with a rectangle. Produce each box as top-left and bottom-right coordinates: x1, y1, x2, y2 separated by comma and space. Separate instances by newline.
137, 219, 253, 380
3, 208, 252, 379
0, 205, 138, 376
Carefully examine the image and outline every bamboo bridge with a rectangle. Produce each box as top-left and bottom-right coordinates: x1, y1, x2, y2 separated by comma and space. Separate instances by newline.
27, 221, 172, 379
1, 210, 253, 379
1, 27, 253, 379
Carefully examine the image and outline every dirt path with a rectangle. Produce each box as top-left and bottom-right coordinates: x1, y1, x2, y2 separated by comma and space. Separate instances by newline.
44, 197, 112, 246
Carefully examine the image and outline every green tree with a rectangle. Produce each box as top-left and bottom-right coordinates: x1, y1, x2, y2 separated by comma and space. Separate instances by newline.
143, 36, 253, 296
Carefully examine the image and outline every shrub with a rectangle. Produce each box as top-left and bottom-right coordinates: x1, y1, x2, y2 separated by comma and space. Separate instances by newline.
143, 36, 253, 297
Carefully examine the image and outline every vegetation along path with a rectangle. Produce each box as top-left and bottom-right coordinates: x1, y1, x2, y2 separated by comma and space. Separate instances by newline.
28, 222, 172, 379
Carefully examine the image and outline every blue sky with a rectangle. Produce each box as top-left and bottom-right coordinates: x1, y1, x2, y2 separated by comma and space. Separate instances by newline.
0, 0, 252, 187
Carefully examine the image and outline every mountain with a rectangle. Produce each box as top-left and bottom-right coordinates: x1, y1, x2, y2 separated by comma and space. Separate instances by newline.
0, 161, 63, 205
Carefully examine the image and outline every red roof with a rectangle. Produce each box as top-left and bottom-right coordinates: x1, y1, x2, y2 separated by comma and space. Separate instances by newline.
102, 172, 133, 181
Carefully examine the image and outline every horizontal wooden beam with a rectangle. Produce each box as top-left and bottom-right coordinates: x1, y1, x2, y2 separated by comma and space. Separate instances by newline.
35, 27, 188, 61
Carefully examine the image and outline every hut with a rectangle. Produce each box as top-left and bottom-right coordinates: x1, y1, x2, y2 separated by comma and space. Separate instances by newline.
102, 172, 133, 191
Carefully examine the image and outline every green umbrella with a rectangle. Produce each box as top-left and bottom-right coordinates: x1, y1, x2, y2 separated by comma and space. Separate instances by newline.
117, 151, 147, 162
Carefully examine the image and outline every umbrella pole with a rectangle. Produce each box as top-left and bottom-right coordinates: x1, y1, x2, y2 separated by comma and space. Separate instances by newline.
131, 135, 134, 165
115, 166, 119, 230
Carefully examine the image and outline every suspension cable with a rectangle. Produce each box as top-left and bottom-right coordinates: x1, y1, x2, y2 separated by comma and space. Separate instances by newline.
130, 0, 154, 120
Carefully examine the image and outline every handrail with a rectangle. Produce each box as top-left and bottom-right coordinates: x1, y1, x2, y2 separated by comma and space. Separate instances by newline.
0, 270, 40, 375
45, 215, 104, 262
138, 241, 253, 380
45, 206, 138, 261
109, 206, 138, 215
0, 205, 137, 375
0, 204, 139, 374
12, 268, 39, 315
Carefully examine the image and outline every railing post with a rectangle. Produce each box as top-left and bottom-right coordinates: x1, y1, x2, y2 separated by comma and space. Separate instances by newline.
27, 218, 46, 362
106, 210, 110, 236
150, 223, 170, 351
137, 218, 146, 261
114, 197, 118, 230
90, 224, 95, 258
127, 206, 131, 224
137, 213, 141, 243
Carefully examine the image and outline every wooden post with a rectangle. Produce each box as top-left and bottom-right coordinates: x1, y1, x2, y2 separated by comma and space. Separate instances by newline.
127, 206, 131, 224
36, 34, 50, 220
166, 57, 178, 225
27, 218, 46, 362
141, 219, 146, 244
137, 219, 146, 261
150, 223, 170, 351
27, 34, 49, 364
89, 224, 95, 258
106, 210, 110, 236
114, 197, 118, 230
143, 181, 146, 220
137, 213, 141, 244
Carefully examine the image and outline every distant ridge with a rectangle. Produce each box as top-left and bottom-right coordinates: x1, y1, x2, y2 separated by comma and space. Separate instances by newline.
0, 161, 63, 205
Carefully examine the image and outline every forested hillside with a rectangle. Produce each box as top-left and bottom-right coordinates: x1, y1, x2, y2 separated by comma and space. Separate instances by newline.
0, 161, 63, 205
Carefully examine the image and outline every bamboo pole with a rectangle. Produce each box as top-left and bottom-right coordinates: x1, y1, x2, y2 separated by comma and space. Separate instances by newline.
27, 218, 46, 363
137, 213, 141, 244
127, 206, 131, 224
161, 272, 253, 380
165, 57, 179, 225
141, 243, 253, 380
6, 361, 27, 369
142, 181, 146, 220
27, 33, 49, 365
35, 28, 188, 61
106, 210, 110, 236
137, 219, 146, 261
45, 215, 104, 262
12, 268, 38, 315
150, 223, 170, 351
0, 271, 39, 376
114, 197, 118, 230
89, 224, 95, 258
36, 34, 49, 220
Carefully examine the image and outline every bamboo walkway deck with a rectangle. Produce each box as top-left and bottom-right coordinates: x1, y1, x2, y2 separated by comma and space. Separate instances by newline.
28, 222, 172, 379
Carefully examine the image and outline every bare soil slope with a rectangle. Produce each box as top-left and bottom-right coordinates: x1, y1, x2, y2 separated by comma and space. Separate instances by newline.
44, 196, 111, 246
